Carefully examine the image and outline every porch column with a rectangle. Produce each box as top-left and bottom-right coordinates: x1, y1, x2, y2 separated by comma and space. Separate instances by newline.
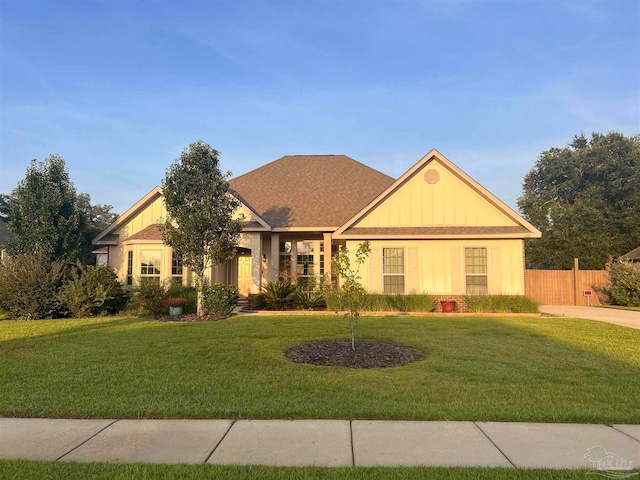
323, 233, 332, 279
290, 240, 298, 284
250, 234, 262, 294
270, 233, 279, 282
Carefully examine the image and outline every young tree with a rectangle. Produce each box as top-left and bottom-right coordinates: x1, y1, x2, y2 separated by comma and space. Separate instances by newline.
161, 141, 244, 316
331, 241, 371, 350
518, 132, 640, 269
7, 155, 83, 261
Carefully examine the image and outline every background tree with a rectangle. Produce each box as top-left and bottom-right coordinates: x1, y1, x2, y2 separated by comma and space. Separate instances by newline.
518, 132, 640, 270
6, 155, 83, 261
77, 194, 119, 264
161, 141, 244, 316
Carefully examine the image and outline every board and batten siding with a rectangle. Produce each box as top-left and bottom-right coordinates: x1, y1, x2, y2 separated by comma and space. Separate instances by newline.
353, 159, 519, 228
348, 239, 525, 295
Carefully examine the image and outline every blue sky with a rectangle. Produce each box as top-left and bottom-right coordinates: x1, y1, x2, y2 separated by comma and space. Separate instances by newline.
1, 0, 638, 215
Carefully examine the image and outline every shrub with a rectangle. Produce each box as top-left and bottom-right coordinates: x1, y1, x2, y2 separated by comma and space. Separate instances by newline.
464, 295, 540, 313
0, 253, 69, 319
262, 280, 296, 310
59, 264, 127, 317
203, 283, 239, 317
133, 277, 167, 316
293, 286, 326, 310
608, 262, 640, 307
246, 293, 267, 310
166, 280, 197, 314
326, 293, 437, 313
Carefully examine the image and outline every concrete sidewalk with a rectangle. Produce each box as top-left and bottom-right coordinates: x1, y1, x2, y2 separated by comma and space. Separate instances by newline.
540, 305, 640, 330
1, 418, 639, 469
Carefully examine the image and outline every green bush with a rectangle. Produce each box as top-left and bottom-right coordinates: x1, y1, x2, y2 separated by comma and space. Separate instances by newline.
246, 293, 267, 310
608, 262, 640, 307
203, 283, 239, 317
465, 295, 540, 313
325, 292, 437, 312
59, 264, 128, 317
0, 253, 69, 319
133, 277, 167, 316
166, 280, 197, 314
293, 286, 327, 310
262, 280, 296, 310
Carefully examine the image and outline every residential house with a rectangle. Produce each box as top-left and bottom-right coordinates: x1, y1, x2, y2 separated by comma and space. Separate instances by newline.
93, 150, 541, 301
0, 218, 10, 261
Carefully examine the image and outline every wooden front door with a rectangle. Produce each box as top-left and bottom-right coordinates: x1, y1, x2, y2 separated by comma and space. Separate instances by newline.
237, 256, 252, 296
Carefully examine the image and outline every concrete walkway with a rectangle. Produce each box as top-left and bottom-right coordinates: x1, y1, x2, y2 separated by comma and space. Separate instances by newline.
540, 305, 640, 330
1, 418, 639, 470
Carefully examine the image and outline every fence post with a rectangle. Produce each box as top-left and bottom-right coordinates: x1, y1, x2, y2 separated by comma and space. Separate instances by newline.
573, 258, 579, 306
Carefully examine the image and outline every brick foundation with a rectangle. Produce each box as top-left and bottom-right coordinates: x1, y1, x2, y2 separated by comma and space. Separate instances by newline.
432, 295, 468, 313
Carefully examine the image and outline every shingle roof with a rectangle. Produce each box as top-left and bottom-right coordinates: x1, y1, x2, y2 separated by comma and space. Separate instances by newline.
128, 224, 164, 241
0, 218, 10, 245
620, 246, 640, 262
228, 155, 395, 229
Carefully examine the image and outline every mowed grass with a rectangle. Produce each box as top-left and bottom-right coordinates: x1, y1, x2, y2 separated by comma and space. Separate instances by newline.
0, 315, 639, 422
0, 461, 600, 480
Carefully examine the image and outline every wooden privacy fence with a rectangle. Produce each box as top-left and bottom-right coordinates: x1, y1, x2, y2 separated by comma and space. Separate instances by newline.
525, 266, 609, 306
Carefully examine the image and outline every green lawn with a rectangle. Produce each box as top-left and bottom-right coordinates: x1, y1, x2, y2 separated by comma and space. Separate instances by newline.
0, 461, 600, 480
1, 314, 639, 423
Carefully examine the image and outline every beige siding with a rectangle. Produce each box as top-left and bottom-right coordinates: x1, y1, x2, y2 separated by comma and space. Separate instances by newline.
348, 239, 525, 295
353, 158, 518, 228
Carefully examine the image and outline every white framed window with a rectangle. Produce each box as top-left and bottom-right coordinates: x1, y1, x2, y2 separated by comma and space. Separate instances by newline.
171, 251, 183, 284
383, 248, 405, 294
140, 250, 161, 284
465, 247, 488, 294
126, 250, 134, 286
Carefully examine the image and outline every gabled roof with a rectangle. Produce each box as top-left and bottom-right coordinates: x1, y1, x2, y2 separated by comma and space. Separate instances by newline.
93, 187, 271, 245
93, 187, 163, 245
334, 149, 542, 239
620, 246, 640, 262
228, 155, 395, 230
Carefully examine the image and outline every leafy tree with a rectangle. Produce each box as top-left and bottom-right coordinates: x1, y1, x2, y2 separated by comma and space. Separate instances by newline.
77, 193, 119, 264
331, 241, 371, 350
518, 132, 640, 269
161, 141, 244, 316
6, 155, 83, 261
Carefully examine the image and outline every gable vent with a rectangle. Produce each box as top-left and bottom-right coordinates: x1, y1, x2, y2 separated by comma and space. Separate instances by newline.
424, 169, 440, 184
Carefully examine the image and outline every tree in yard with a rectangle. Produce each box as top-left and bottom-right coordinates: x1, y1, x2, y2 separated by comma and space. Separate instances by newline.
331, 241, 371, 350
77, 193, 119, 264
161, 141, 244, 316
6, 155, 83, 261
517, 132, 640, 270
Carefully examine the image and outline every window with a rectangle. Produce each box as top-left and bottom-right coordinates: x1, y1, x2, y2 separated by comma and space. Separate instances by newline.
171, 251, 183, 284
126, 251, 133, 286
383, 248, 405, 294
279, 241, 291, 280
319, 241, 325, 275
140, 250, 161, 283
465, 247, 488, 294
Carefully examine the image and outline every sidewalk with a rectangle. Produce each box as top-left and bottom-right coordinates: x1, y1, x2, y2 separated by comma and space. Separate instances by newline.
1, 418, 639, 469
540, 305, 640, 330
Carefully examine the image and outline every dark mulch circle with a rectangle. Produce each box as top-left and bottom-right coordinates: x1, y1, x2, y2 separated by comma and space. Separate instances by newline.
284, 339, 426, 369
156, 314, 225, 322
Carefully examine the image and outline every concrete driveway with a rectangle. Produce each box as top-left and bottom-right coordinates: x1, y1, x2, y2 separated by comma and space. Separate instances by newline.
540, 306, 640, 330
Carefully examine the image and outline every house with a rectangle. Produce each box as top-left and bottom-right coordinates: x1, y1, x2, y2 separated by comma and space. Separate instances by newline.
92, 150, 541, 301
619, 246, 640, 264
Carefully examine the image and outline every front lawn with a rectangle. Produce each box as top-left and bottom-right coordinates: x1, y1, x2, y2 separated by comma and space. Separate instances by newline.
0, 461, 598, 480
1, 315, 639, 423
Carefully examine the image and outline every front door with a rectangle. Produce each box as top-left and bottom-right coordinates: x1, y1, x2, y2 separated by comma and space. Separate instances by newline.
237, 256, 252, 296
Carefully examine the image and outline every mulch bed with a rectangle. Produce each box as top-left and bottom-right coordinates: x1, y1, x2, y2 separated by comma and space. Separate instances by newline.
284, 339, 426, 369
156, 314, 225, 322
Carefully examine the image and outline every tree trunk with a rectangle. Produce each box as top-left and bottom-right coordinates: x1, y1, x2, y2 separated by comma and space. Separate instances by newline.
196, 271, 205, 316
